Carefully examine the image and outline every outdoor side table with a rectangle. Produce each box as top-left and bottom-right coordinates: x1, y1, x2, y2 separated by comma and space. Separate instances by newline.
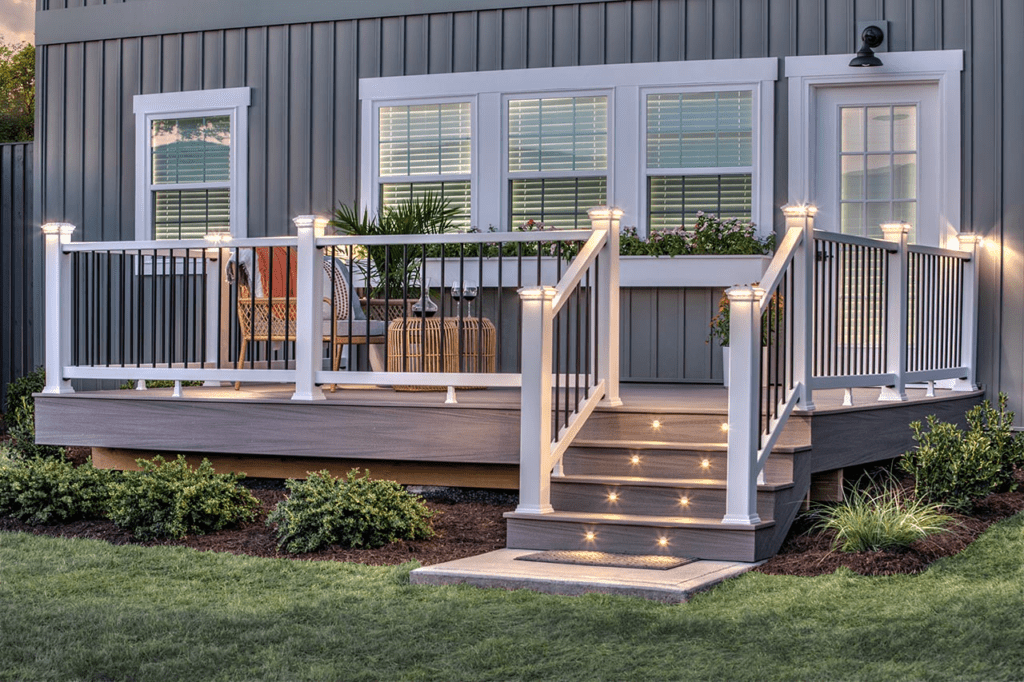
387, 318, 496, 389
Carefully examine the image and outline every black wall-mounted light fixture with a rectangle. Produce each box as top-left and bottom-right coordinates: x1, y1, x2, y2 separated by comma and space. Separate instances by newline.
850, 25, 885, 67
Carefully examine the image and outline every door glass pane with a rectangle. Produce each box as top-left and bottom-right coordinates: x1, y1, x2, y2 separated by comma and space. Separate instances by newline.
892, 106, 917, 152
841, 156, 864, 200
865, 155, 892, 201
893, 154, 917, 200
866, 107, 891, 152
840, 203, 863, 236
840, 108, 864, 152
865, 202, 890, 238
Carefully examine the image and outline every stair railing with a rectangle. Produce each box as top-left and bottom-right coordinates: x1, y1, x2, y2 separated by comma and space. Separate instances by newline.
516, 207, 621, 514
723, 205, 980, 525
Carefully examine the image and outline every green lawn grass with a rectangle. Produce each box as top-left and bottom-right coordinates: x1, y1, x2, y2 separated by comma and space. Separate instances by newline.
2, 514, 1022, 682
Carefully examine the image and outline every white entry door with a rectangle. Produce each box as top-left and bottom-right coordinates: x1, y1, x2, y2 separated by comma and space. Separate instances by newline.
814, 84, 940, 244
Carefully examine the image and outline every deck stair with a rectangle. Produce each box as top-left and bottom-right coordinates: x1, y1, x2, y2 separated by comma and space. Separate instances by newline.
504, 404, 813, 562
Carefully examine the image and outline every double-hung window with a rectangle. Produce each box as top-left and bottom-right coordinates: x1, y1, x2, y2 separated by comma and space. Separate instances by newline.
507, 95, 608, 229
360, 59, 776, 236
133, 88, 250, 240
377, 101, 472, 228
645, 90, 754, 230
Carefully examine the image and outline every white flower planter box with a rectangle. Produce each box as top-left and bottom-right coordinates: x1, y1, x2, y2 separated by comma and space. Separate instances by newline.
422, 254, 772, 289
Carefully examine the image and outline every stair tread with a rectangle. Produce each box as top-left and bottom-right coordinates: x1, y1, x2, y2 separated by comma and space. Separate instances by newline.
554, 474, 793, 491
570, 439, 811, 453
504, 510, 775, 530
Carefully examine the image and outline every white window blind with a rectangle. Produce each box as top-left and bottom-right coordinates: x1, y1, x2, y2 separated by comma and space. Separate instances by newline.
646, 90, 754, 230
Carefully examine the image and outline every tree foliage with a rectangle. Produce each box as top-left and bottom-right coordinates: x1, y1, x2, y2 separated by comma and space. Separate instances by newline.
0, 41, 34, 143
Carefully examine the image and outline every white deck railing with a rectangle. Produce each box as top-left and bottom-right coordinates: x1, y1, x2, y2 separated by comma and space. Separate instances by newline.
723, 206, 980, 525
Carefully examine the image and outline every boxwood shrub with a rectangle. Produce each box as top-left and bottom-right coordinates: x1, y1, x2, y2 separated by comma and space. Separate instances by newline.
0, 457, 113, 524
107, 455, 259, 540
267, 469, 435, 554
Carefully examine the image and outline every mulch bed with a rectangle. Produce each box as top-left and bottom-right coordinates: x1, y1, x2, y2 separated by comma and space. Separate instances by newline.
2, 448, 1022, 576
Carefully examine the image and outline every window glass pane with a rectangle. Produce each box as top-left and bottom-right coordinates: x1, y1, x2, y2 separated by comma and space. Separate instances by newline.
510, 177, 606, 229
380, 181, 472, 230
648, 174, 752, 231
646, 91, 752, 169
151, 116, 231, 184
841, 108, 864, 153
508, 96, 607, 173
154, 189, 230, 240
379, 102, 471, 177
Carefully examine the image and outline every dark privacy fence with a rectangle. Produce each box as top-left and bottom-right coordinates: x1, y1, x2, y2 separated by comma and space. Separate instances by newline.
0, 142, 34, 411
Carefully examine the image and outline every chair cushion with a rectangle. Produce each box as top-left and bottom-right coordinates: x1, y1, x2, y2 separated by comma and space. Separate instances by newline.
323, 318, 387, 339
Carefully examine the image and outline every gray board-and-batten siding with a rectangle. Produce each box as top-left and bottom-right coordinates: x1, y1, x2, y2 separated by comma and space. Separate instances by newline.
29, 0, 1020, 415
0, 143, 34, 408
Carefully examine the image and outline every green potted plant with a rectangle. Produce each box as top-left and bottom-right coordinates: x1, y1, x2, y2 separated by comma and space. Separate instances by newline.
329, 193, 459, 320
708, 289, 783, 388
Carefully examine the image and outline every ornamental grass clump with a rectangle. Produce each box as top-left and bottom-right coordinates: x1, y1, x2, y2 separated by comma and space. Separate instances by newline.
107, 455, 259, 540
0, 457, 113, 524
812, 479, 952, 553
267, 469, 435, 554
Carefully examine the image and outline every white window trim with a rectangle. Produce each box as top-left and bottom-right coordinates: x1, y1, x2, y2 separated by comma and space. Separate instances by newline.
785, 50, 963, 244
360, 58, 777, 236
133, 87, 251, 241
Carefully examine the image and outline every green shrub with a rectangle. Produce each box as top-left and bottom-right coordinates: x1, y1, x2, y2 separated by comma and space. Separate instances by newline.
812, 477, 952, 552
3, 368, 64, 460
0, 457, 113, 524
267, 469, 435, 554
107, 456, 259, 540
901, 394, 1023, 512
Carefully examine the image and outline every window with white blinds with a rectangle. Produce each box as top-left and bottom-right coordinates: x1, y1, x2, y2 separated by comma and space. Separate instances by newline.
378, 102, 471, 228
508, 95, 607, 229
133, 88, 250, 241
646, 90, 754, 230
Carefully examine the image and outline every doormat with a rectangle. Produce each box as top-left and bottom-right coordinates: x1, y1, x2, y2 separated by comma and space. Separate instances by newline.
514, 550, 694, 570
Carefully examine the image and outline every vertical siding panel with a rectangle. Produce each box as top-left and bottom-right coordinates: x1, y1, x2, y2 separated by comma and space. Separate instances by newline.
885, 0, 912, 52
452, 12, 478, 72
796, 0, 824, 55
712, 0, 741, 59
824, 0, 854, 55
203, 31, 224, 89
739, 0, 767, 58
63, 43, 84, 235
551, 4, 578, 67
912, 0, 940, 51
310, 22, 334, 215
335, 20, 358, 207
603, 2, 629, 64
380, 17, 404, 76
12, 147, 28, 391
44, 45, 64, 223
358, 18, 382, 79
102, 40, 120, 241
161, 34, 181, 91
578, 3, 605, 65
120, 38, 139, 239
502, 8, 527, 70
288, 24, 311, 219
223, 29, 244, 88
476, 11, 501, 72
526, 6, 553, 69
140, 36, 159, 95
627, 288, 657, 378
655, 289, 680, 378
265, 25, 289, 236
428, 13, 453, 74
83, 41, 103, 241
618, 290, 632, 378
1, 146, 13, 395
631, 0, 656, 64
657, 0, 684, 61
1000, 0, 1023, 416
403, 15, 429, 75
245, 27, 267, 238
685, 0, 713, 60
181, 33, 202, 91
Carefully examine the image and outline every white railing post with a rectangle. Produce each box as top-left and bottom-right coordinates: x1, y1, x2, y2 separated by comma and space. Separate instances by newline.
953, 233, 981, 391
879, 223, 911, 401
202, 236, 228, 385
589, 206, 623, 407
41, 223, 76, 394
723, 284, 764, 526
783, 204, 817, 411
291, 215, 327, 401
516, 286, 556, 514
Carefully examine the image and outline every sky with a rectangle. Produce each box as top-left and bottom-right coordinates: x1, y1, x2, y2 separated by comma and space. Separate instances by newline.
0, 0, 34, 45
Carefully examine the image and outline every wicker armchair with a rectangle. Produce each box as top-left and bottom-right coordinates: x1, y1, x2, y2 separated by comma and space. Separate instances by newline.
233, 252, 386, 390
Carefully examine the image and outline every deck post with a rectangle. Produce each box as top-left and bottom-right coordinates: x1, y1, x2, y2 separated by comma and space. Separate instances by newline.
41, 223, 76, 394
722, 284, 763, 526
516, 286, 556, 515
589, 206, 623, 407
879, 223, 910, 402
202, 245, 223, 384
291, 216, 326, 401
953, 234, 980, 391
783, 204, 817, 411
